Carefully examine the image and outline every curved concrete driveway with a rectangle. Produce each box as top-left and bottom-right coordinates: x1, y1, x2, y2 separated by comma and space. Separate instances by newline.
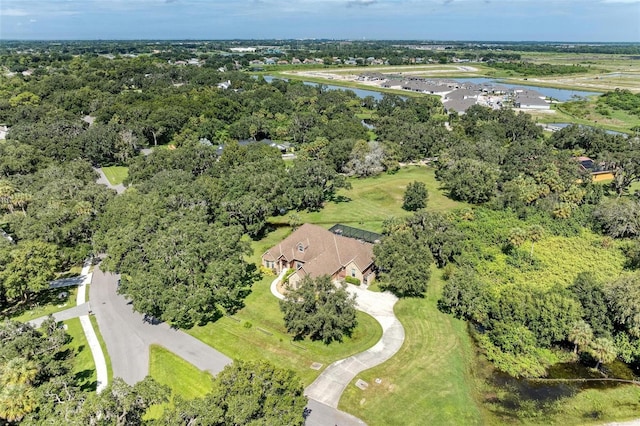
272, 275, 405, 408
89, 266, 232, 384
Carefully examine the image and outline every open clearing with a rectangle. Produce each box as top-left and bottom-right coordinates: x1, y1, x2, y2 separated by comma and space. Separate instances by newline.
270, 166, 466, 233
339, 272, 486, 426
100, 166, 129, 186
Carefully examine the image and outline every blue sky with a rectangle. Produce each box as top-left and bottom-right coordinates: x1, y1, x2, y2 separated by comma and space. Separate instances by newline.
1, 0, 638, 42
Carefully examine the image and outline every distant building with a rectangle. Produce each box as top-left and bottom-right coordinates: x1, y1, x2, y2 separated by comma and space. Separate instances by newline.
575, 156, 614, 182
513, 90, 550, 110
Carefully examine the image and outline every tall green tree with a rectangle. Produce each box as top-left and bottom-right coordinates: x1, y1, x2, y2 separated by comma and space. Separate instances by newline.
0, 240, 59, 302
588, 337, 617, 371
568, 320, 594, 354
374, 230, 434, 297
402, 181, 429, 211
280, 275, 357, 343
606, 273, 640, 338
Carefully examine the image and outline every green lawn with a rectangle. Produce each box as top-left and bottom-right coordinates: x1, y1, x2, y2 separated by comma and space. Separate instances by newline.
64, 318, 97, 392
149, 345, 214, 398
339, 271, 488, 426
187, 273, 382, 386
6, 286, 78, 322
146, 345, 214, 419
90, 314, 113, 381
270, 166, 466, 233
101, 166, 129, 186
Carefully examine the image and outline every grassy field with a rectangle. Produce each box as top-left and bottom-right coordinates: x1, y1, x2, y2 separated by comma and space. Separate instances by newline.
146, 345, 214, 419
64, 318, 97, 392
270, 166, 466, 233
187, 272, 382, 386
339, 271, 488, 426
5, 286, 78, 322
101, 166, 129, 185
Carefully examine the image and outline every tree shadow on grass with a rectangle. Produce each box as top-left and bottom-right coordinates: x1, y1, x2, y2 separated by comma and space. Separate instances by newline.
330, 194, 352, 204
0, 287, 75, 319
75, 369, 97, 392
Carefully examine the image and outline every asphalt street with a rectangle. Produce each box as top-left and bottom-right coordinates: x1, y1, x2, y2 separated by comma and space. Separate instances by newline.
89, 266, 232, 384
90, 266, 363, 425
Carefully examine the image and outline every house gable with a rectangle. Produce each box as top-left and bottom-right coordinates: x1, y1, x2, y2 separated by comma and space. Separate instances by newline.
262, 223, 375, 283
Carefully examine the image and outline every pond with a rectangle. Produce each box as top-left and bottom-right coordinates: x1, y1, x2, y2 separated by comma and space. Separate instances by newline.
546, 122, 628, 136
488, 358, 638, 417
262, 75, 388, 101
452, 77, 600, 101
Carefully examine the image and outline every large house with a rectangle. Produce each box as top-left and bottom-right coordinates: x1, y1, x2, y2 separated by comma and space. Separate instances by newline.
262, 223, 376, 288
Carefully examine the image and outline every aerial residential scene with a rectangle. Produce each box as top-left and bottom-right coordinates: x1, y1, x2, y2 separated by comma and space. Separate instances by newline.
1, 0, 640, 425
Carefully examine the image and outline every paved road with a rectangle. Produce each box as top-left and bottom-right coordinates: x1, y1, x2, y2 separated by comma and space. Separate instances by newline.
94, 168, 126, 194
27, 303, 90, 328
306, 400, 365, 426
50, 275, 84, 288
90, 266, 232, 384
91, 266, 364, 425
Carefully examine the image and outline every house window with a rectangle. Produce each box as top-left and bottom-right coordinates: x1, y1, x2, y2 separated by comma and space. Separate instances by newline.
351, 268, 356, 277
297, 243, 304, 253
296, 262, 303, 269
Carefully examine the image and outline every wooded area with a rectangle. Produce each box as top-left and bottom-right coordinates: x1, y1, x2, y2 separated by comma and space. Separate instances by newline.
1, 41, 640, 424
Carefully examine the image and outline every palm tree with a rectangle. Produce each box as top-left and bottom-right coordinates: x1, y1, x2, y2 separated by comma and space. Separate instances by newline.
589, 337, 617, 371
508, 227, 527, 249
10, 192, 32, 215
0, 357, 38, 386
0, 180, 16, 213
527, 224, 545, 257
568, 320, 593, 354
0, 383, 37, 422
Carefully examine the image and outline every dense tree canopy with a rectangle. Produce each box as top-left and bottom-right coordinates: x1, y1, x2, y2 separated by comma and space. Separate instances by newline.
280, 275, 357, 344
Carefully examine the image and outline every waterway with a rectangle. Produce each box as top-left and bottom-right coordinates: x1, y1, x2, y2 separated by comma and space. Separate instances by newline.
263, 75, 387, 100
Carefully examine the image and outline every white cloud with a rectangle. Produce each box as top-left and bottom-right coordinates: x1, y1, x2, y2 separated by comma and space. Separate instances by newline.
0, 8, 30, 16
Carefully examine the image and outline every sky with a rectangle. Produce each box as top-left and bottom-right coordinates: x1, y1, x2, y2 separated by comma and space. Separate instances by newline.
0, 0, 638, 42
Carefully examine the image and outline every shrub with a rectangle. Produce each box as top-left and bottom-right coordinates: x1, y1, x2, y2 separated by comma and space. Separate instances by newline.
345, 276, 361, 286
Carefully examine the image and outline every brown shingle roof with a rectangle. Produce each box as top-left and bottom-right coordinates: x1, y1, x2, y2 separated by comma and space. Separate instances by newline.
263, 223, 374, 277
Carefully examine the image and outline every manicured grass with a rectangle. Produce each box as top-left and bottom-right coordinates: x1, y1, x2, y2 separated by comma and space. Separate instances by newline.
101, 166, 129, 185
6, 286, 78, 322
64, 318, 97, 392
90, 314, 113, 381
270, 166, 466, 233
187, 273, 383, 386
146, 345, 214, 419
339, 271, 489, 426
149, 345, 214, 399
